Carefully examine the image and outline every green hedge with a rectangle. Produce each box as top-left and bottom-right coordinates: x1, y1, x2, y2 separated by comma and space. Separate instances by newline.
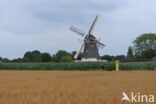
120, 62, 156, 70
0, 62, 155, 70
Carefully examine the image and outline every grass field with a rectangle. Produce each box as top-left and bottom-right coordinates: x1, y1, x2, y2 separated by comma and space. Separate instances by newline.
0, 70, 155, 104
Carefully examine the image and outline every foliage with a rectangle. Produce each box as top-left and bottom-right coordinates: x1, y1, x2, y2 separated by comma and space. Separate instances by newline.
115, 55, 126, 60
51, 55, 57, 62
11, 58, 22, 62
101, 55, 126, 61
141, 49, 156, 58
0, 57, 2, 61
2, 58, 10, 62
22, 50, 52, 62
0, 62, 155, 70
55, 50, 69, 62
23, 51, 32, 62
101, 55, 114, 61
133, 33, 156, 58
60, 56, 73, 62
31, 50, 42, 62
127, 46, 133, 58
41, 53, 51, 62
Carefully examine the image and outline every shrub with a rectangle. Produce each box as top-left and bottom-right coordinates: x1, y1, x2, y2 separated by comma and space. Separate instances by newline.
60, 56, 73, 62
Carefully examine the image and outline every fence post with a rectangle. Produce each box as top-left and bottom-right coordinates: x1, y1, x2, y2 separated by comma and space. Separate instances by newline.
116, 60, 119, 71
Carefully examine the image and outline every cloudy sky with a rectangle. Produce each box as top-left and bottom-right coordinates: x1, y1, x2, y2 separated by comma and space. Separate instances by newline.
0, 0, 156, 59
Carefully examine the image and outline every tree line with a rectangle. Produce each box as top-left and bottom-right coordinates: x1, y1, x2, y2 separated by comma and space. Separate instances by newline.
0, 50, 76, 62
0, 33, 155, 62
0, 50, 127, 62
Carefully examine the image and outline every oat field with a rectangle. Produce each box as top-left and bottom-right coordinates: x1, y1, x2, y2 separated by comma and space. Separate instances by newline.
0, 70, 155, 104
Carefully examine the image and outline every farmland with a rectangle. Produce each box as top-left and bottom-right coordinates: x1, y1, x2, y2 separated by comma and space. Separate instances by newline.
0, 70, 155, 104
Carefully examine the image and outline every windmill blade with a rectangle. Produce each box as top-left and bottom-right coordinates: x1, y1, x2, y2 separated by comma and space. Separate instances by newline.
94, 39, 105, 47
98, 37, 101, 41
69, 26, 85, 37
96, 40, 105, 47
74, 42, 85, 59
89, 36, 105, 47
89, 15, 99, 34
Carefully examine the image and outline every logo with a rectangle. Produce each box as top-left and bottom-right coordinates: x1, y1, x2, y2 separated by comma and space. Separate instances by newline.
121, 92, 155, 103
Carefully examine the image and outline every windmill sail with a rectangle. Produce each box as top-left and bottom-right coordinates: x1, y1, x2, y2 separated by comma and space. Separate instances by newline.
74, 42, 85, 59
69, 26, 85, 37
95, 39, 105, 47
89, 15, 99, 34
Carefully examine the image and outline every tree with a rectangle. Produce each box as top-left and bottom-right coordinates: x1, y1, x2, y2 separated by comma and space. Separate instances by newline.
127, 46, 133, 58
60, 56, 73, 62
2, 58, 10, 62
115, 55, 126, 60
51, 55, 57, 62
133, 33, 156, 58
31, 50, 42, 62
142, 49, 156, 58
0, 57, 2, 61
101, 55, 114, 61
11, 58, 22, 62
55, 50, 68, 62
23, 51, 32, 62
41, 53, 51, 62
22, 50, 42, 62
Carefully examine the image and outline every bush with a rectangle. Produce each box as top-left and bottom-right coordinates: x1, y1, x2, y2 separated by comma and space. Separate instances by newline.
60, 56, 73, 62
55, 50, 69, 62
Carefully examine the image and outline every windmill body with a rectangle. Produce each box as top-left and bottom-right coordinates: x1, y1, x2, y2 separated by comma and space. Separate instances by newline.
82, 35, 100, 61
69, 15, 105, 62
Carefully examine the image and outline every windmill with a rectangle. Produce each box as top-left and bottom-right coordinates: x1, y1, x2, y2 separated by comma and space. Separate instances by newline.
69, 15, 105, 61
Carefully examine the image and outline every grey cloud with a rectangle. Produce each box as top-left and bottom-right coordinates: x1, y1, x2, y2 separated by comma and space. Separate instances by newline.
0, 0, 156, 59
0, 0, 126, 35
